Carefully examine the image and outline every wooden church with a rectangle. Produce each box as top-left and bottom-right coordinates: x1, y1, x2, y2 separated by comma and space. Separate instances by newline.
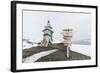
39, 20, 54, 47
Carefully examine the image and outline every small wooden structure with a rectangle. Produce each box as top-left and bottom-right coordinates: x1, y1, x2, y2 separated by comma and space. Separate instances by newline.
39, 20, 54, 47
62, 28, 73, 58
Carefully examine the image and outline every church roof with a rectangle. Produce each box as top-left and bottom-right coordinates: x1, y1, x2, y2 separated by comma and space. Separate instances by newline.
43, 33, 52, 37
42, 28, 54, 33
42, 20, 54, 33
45, 26, 52, 29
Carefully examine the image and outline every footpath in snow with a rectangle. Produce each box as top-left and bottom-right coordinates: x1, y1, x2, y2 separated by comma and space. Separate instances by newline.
23, 49, 58, 63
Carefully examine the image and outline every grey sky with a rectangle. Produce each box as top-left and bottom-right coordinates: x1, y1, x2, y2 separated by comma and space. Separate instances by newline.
23, 10, 91, 42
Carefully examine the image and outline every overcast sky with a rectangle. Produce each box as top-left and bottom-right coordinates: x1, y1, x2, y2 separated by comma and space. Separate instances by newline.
23, 10, 91, 42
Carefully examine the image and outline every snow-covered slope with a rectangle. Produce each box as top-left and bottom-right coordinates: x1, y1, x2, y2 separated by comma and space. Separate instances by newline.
53, 41, 91, 56
23, 49, 58, 63
71, 44, 91, 56
23, 44, 91, 63
23, 40, 38, 49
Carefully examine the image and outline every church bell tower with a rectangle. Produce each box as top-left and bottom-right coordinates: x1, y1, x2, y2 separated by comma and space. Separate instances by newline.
40, 20, 54, 47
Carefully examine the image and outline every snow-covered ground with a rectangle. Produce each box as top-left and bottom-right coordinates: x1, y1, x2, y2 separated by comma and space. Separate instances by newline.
23, 39, 91, 51
23, 41, 38, 49
53, 40, 62, 44
71, 44, 91, 56
23, 49, 58, 63
53, 41, 91, 56
23, 39, 91, 62
23, 44, 91, 63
